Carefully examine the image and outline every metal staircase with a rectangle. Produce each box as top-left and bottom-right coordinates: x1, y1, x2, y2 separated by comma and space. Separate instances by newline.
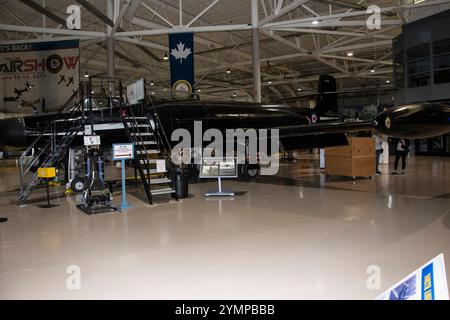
123, 107, 176, 204
18, 83, 86, 204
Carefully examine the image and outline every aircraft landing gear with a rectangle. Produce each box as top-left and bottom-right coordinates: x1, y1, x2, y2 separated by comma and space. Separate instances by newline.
240, 163, 260, 178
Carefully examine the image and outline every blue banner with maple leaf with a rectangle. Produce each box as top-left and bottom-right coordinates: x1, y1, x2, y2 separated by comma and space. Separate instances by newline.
169, 32, 195, 93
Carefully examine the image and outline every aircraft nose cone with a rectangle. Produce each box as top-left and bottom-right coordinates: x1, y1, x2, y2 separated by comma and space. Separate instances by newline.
0, 118, 26, 147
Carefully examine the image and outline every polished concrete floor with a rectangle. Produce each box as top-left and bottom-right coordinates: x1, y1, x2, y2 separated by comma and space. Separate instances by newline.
0, 155, 449, 299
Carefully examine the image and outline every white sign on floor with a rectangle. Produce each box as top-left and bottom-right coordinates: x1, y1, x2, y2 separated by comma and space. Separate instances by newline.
376, 254, 449, 300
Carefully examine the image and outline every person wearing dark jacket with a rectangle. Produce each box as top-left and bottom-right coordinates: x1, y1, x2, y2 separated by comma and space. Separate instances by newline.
392, 139, 410, 175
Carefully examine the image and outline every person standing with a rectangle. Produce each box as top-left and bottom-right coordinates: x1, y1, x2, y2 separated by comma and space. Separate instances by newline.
374, 133, 383, 175
392, 138, 410, 175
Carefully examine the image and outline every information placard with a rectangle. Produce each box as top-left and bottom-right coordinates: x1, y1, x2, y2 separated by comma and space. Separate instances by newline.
199, 157, 237, 179
112, 143, 134, 160
376, 253, 449, 300
84, 135, 101, 146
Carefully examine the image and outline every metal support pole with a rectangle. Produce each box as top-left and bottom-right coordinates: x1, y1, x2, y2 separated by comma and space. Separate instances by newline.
19, 159, 24, 195
217, 177, 222, 193
120, 158, 131, 211
107, 0, 115, 99
88, 77, 94, 135
251, 0, 261, 103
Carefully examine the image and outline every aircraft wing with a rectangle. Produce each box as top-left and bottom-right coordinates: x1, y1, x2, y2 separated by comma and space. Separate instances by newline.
266, 120, 374, 150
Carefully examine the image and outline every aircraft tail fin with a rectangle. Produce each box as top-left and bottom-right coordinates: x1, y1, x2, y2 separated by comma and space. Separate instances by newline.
315, 74, 338, 116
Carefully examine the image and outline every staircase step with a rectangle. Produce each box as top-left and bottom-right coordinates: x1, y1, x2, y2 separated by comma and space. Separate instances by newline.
136, 141, 157, 145
126, 123, 150, 128
126, 116, 148, 120
143, 169, 167, 175
149, 178, 172, 185
151, 188, 176, 196
130, 132, 153, 136
136, 150, 159, 155
140, 159, 157, 164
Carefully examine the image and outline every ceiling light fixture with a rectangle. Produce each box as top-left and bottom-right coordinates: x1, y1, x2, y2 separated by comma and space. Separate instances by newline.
150, 81, 154, 86
226, 68, 231, 74
347, 52, 354, 57
163, 54, 169, 61
84, 72, 89, 78
312, 20, 319, 25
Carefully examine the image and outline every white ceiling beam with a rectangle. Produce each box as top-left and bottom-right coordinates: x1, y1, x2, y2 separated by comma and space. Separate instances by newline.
322, 25, 397, 50
141, 0, 175, 27
259, 0, 308, 25
321, 40, 392, 54
0, 3, 40, 38
300, 4, 319, 16
264, 7, 396, 28
115, 24, 252, 37
268, 85, 283, 99
268, 27, 393, 39
110, 0, 132, 35
196, 48, 392, 74
0, 24, 106, 38
179, 0, 183, 26
0, 36, 95, 45
186, 0, 221, 27
115, 36, 167, 51
123, 0, 142, 21
84, 60, 152, 73
202, 68, 393, 94
267, 20, 403, 29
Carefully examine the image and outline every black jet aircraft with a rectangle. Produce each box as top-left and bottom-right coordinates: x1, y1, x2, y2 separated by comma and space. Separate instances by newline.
0, 75, 449, 151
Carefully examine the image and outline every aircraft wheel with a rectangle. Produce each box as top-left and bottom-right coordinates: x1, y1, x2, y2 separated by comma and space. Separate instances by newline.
71, 177, 85, 193
241, 164, 260, 178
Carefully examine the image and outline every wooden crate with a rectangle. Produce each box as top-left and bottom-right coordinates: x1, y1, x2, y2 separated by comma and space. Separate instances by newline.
325, 137, 376, 178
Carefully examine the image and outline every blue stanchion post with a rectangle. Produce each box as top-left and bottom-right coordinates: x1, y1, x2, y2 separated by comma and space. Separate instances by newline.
121, 158, 129, 211
113, 143, 134, 212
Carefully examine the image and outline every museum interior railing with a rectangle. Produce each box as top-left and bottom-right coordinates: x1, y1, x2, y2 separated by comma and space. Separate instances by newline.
17, 82, 87, 204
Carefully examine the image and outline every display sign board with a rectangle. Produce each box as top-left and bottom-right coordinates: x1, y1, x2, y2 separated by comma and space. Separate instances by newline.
112, 143, 134, 160
0, 40, 80, 114
126, 78, 145, 105
199, 157, 237, 179
84, 135, 101, 146
376, 254, 449, 300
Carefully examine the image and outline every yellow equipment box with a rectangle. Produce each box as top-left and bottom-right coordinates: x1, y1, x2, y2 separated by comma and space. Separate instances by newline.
38, 167, 56, 179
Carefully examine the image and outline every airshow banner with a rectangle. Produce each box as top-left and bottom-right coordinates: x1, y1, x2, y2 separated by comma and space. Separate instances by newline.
169, 32, 194, 93
0, 40, 80, 114
376, 254, 449, 300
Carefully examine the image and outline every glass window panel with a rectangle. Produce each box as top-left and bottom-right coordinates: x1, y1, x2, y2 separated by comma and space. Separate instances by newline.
434, 54, 450, 70
407, 58, 430, 74
433, 39, 450, 55
434, 69, 450, 84
407, 43, 430, 61
408, 73, 431, 87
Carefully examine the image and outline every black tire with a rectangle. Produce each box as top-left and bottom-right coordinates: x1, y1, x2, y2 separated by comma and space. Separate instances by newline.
241, 164, 260, 178
71, 177, 85, 193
